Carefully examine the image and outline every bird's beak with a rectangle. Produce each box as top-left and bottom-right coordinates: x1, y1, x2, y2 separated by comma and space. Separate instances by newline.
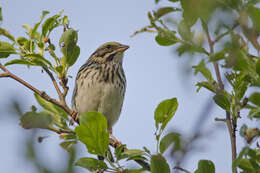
117, 44, 129, 53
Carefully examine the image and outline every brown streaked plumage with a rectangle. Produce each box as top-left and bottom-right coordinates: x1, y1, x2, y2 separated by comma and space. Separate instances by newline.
71, 42, 129, 132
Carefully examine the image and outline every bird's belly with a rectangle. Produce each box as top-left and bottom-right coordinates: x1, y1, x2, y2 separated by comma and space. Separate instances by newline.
75, 81, 125, 131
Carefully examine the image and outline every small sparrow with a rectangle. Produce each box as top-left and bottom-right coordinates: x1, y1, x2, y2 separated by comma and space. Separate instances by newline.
71, 42, 129, 133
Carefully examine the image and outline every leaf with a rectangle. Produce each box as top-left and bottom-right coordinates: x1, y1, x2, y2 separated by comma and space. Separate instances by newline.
22, 24, 32, 33
160, 132, 181, 154
5, 59, 34, 66
169, 0, 179, 2
42, 14, 60, 37
196, 81, 217, 93
75, 111, 109, 156
150, 154, 170, 173
118, 149, 146, 161
249, 108, 260, 119
59, 29, 80, 66
247, 5, 260, 32
249, 92, 260, 107
154, 7, 178, 18
176, 43, 206, 56
194, 160, 215, 173
155, 30, 178, 46
209, 51, 226, 62
154, 98, 178, 130
192, 60, 214, 82
16, 37, 28, 46
0, 41, 16, 58
0, 7, 2, 22
60, 140, 76, 152
75, 157, 108, 172
34, 93, 68, 120
213, 93, 231, 111
124, 169, 146, 173
177, 20, 192, 41
232, 147, 250, 172
256, 59, 260, 76
0, 28, 15, 41
20, 111, 53, 129
26, 53, 52, 66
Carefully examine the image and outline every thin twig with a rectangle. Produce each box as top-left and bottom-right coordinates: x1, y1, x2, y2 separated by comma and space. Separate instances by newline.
215, 117, 227, 122
0, 72, 9, 78
213, 23, 239, 44
42, 67, 63, 101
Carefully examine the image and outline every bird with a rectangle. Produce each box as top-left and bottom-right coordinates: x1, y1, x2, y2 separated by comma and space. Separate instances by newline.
71, 42, 129, 133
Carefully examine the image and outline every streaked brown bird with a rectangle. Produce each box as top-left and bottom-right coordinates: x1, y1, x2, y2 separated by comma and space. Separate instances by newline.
71, 42, 129, 133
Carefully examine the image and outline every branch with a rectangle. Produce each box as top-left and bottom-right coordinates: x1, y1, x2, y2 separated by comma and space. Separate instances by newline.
42, 67, 63, 101
205, 26, 237, 173
213, 23, 239, 44
0, 63, 75, 122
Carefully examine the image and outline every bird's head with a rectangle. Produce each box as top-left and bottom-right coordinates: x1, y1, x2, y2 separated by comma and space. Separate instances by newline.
89, 42, 129, 64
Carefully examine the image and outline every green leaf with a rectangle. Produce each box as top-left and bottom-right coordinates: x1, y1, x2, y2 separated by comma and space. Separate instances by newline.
75, 157, 108, 172
155, 30, 178, 46
238, 159, 255, 172
60, 140, 76, 152
155, 0, 160, 4
159, 132, 181, 154
154, 98, 178, 130
118, 149, 146, 161
75, 111, 109, 156
59, 29, 80, 66
209, 51, 226, 62
42, 14, 60, 37
194, 160, 215, 173
124, 169, 146, 173
150, 154, 170, 173
196, 81, 217, 93
256, 59, 260, 76
169, 0, 179, 2
25, 54, 52, 66
176, 43, 206, 56
5, 59, 34, 66
0, 28, 15, 41
0, 41, 16, 58
193, 60, 214, 82
233, 147, 249, 172
249, 108, 260, 119
155, 7, 179, 18
22, 24, 32, 33
249, 92, 260, 107
20, 111, 53, 129
34, 93, 68, 120
0, 7, 2, 22
247, 5, 260, 32
177, 20, 192, 41
213, 93, 231, 111
16, 37, 28, 46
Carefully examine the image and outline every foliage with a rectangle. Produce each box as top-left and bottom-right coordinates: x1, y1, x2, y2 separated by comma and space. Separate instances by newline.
1, 0, 260, 172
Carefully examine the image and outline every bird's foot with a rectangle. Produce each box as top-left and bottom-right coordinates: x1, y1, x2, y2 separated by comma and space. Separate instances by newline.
109, 132, 122, 148
69, 111, 79, 125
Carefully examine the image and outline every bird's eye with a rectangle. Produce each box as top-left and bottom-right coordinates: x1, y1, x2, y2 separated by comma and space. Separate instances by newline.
106, 45, 111, 49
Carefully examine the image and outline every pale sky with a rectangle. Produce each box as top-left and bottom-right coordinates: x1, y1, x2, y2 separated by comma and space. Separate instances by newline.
0, 0, 253, 173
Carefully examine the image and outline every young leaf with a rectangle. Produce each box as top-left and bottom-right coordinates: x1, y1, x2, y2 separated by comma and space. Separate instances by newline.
256, 59, 260, 76
213, 93, 231, 111
154, 98, 178, 130
16, 37, 28, 46
5, 59, 34, 66
159, 132, 181, 154
75, 157, 108, 172
0, 41, 16, 58
154, 7, 178, 18
0, 28, 15, 41
25, 54, 52, 67
20, 111, 53, 130
155, 30, 178, 46
75, 111, 109, 156
42, 14, 60, 37
117, 149, 146, 161
150, 154, 170, 173
194, 160, 215, 173
196, 81, 217, 93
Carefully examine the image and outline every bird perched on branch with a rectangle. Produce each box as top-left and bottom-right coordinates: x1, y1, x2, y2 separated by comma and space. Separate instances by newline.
71, 42, 129, 133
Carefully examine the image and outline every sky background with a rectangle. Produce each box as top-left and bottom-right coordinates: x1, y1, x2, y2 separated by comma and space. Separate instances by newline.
0, 0, 257, 173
